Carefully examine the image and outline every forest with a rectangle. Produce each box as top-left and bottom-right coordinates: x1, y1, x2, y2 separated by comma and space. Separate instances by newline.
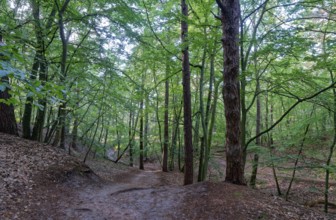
1, 0, 336, 219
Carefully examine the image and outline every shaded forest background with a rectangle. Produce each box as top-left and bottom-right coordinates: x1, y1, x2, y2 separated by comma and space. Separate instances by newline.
1, 0, 336, 214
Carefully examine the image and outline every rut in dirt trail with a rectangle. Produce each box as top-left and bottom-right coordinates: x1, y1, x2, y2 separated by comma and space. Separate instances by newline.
59, 163, 187, 220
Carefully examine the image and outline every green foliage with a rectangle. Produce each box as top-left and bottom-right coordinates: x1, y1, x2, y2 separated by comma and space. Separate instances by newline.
1, 0, 336, 188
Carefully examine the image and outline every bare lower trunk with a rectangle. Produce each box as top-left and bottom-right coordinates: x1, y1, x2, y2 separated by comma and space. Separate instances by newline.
163, 64, 169, 172
139, 99, 144, 170
217, 0, 245, 184
0, 77, 18, 136
129, 109, 134, 167
250, 78, 261, 187
181, 0, 193, 185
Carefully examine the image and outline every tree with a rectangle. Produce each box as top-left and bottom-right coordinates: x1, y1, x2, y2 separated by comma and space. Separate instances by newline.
181, 0, 193, 185
162, 59, 169, 172
0, 35, 18, 136
216, 0, 245, 184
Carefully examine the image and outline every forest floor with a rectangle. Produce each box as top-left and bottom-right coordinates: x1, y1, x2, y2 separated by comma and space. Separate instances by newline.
0, 132, 335, 219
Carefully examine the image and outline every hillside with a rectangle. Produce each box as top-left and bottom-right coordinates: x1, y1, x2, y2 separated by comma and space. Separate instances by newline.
0, 133, 333, 219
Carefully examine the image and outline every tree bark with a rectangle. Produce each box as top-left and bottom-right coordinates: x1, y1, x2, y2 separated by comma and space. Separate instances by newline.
0, 76, 18, 136
22, 52, 39, 139
181, 0, 193, 185
56, 0, 71, 149
129, 107, 134, 167
31, 56, 47, 141
23, 0, 46, 139
0, 36, 18, 136
163, 62, 169, 172
198, 44, 208, 181
170, 98, 182, 171
139, 99, 144, 170
250, 78, 261, 187
217, 0, 245, 184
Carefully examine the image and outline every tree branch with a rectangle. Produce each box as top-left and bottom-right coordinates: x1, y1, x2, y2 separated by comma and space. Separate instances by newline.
245, 82, 336, 151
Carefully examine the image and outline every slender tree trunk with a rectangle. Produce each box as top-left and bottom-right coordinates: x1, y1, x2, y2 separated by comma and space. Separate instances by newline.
324, 72, 335, 213
198, 137, 205, 182
250, 78, 261, 187
170, 98, 182, 171
22, 53, 39, 139
83, 116, 101, 163
178, 126, 183, 172
266, 97, 281, 195
198, 45, 208, 181
323, 32, 336, 213
116, 118, 121, 157
144, 98, 149, 161
104, 123, 109, 158
153, 68, 163, 152
69, 88, 79, 152
129, 107, 134, 167
56, 0, 71, 149
44, 107, 56, 143
285, 112, 312, 200
31, 56, 48, 141
31, 3, 56, 142
163, 62, 169, 172
217, 0, 245, 184
207, 80, 221, 154
193, 91, 200, 154
202, 49, 216, 181
162, 58, 169, 172
325, 107, 336, 213
139, 99, 144, 170
23, 0, 44, 139
181, 0, 193, 185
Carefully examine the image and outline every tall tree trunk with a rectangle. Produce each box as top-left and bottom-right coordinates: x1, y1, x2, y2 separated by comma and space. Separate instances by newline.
285, 111, 312, 200
170, 98, 182, 171
56, 0, 71, 149
0, 76, 18, 136
250, 77, 261, 187
325, 99, 336, 213
31, 56, 48, 141
198, 44, 208, 181
163, 62, 169, 172
70, 117, 78, 150
129, 107, 134, 167
202, 48, 217, 181
181, 0, 193, 185
323, 32, 335, 213
153, 69, 163, 152
144, 98, 149, 161
207, 80, 221, 153
23, 0, 49, 140
266, 96, 281, 195
217, 0, 245, 184
31, 3, 56, 142
0, 36, 18, 136
104, 122, 109, 158
116, 117, 121, 158
83, 115, 101, 163
44, 107, 56, 143
139, 99, 144, 170
22, 53, 39, 139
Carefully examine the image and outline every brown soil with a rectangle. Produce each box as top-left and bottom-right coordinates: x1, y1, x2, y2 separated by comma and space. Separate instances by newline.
0, 133, 334, 219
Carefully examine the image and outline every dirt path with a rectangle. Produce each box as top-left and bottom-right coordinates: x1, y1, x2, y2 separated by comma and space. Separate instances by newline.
57, 162, 186, 220
1, 133, 333, 219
